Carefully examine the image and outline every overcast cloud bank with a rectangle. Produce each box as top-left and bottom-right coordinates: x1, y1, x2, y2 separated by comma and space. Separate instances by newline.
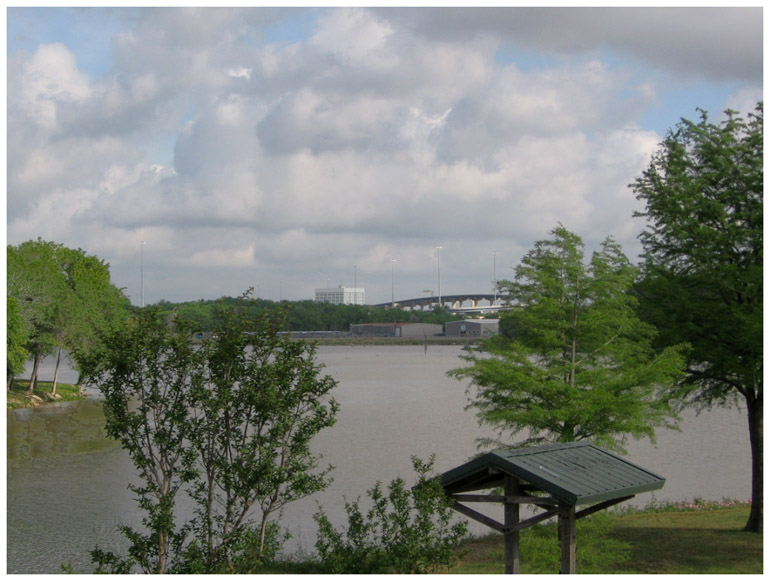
7, 7, 763, 304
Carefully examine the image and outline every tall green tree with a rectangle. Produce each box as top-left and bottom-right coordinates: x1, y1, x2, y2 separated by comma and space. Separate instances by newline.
6, 296, 29, 389
631, 104, 763, 532
56, 246, 130, 392
81, 310, 199, 574
450, 225, 687, 452
7, 239, 69, 394
79, 302, 339, 573
7, 239, 129, 396
186, 304, 339, 571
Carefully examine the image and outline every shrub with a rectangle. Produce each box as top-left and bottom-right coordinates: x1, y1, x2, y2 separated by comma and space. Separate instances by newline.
314, 455, 468, 573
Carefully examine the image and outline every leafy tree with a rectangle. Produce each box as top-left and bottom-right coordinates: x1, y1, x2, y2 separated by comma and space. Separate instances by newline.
79, 310, 199, 573
79, 301, 339, 573
56, 246, 130, 392
185, 304, 339, 571
314, 455, 468, 574
450, 225, 687, 452
7, 239, 69, 394
6, 296, 28, 389
7, 239, 129, 396
631, 104, 763, 532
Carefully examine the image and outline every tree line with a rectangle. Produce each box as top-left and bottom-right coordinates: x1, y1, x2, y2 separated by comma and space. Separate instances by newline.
153, 295, 462, 333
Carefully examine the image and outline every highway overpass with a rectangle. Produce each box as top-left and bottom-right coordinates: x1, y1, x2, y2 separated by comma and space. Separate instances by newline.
371, 293, 508, 314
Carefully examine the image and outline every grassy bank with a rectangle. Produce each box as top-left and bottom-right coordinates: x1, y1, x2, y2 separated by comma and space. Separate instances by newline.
451, 502, 761, 574
7, 379, 85, 408
251, 503, 760, 574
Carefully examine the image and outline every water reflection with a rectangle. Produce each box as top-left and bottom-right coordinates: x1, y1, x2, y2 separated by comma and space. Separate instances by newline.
8, 399, 118, 461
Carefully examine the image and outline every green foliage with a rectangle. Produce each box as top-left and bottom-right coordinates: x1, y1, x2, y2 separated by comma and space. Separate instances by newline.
451, 225, 687, 452
80, 310, 199, 573
631, 103, 762, 532
313, 455, 468, 574
185, 303, 339, 571
7, 240, 69, 362
7, 239, 129, 391
79, 300, 339, 573
632, 103, 762, 408
6, 296, 28, 381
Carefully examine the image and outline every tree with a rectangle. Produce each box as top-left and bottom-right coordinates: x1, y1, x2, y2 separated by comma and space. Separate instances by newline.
79, 301, 339, 573
450, 225, 687, 452
7, 239, 69, 395
631, 104, 763, 532
185, 303, 339, 571
55, 246, 130, 393
7, 239, 129, 396
6, 296, 28, 389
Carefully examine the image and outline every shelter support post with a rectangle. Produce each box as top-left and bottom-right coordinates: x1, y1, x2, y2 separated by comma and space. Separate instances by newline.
558, 502, 576, 574
504, 475, 520, 574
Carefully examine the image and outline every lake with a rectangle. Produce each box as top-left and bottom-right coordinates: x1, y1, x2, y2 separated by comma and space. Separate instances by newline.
6, 345, 751, 573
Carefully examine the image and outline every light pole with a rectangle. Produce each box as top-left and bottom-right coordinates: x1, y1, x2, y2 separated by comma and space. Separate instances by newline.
140, 240, 145, 308
493, 250, 498, 304
436, 246, 443, 308
390, 258, 396, 307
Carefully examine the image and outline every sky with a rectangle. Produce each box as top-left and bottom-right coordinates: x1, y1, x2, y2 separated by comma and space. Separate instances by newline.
6, 6, 764, 306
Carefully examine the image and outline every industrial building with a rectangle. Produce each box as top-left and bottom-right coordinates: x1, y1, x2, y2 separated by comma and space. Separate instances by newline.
445, 319, 499, 337
315, 285, 366, 305
350, 322, 443, 338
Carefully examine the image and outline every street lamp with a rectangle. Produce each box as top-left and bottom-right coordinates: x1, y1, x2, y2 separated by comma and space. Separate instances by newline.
140, 240, 146, 308
390, 258, 397, 307
493, 250, 498, 304
436, 246, 443, 308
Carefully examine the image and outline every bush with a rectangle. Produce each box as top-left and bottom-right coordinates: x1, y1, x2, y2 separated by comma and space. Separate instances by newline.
314, 455, 468, 574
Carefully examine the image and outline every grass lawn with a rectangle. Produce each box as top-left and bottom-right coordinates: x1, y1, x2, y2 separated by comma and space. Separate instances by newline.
451, 504, 762, 574
7, 378, 84, 408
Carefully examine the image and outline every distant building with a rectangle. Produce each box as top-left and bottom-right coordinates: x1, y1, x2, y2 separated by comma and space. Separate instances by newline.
445, 319, 499, 337
315, 285, 366, 305
350, 322, 443, 338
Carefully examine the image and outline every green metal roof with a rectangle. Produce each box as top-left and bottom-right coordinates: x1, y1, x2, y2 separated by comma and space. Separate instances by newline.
441, 441, 665, 506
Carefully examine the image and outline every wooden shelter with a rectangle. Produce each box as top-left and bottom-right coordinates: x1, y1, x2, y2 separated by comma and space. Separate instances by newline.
440, 441, 665, 573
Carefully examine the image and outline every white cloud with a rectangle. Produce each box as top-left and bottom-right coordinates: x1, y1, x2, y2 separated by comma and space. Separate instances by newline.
6, 7, 761, 305
10, 43, 92, 130
187, 244, 257, 268
228, 66, 252, 80
310, 8, 395, 66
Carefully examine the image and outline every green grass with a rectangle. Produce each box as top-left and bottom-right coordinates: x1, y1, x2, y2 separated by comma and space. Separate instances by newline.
450, 503, 762, 574
211, 503, 762, 574
7, 378, 85, 408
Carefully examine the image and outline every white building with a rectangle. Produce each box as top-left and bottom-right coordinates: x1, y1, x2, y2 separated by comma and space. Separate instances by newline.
315, 286, 366, 305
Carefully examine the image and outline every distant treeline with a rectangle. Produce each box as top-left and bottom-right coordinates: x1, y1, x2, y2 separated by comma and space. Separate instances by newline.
153, 296, 467, 333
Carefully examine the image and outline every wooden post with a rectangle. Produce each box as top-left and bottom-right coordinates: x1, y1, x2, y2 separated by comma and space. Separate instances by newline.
504, 475, 520, 574
558, 503, 576, 574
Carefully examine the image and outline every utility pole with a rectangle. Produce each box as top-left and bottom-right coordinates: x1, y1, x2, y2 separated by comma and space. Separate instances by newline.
140, 240, 146, 308
493, 250, 498, 304
436, 246, 443, 308
390, 258, 396, 307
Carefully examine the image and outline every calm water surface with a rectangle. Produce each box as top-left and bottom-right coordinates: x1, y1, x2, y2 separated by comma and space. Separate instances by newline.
6, 345, 751, 573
